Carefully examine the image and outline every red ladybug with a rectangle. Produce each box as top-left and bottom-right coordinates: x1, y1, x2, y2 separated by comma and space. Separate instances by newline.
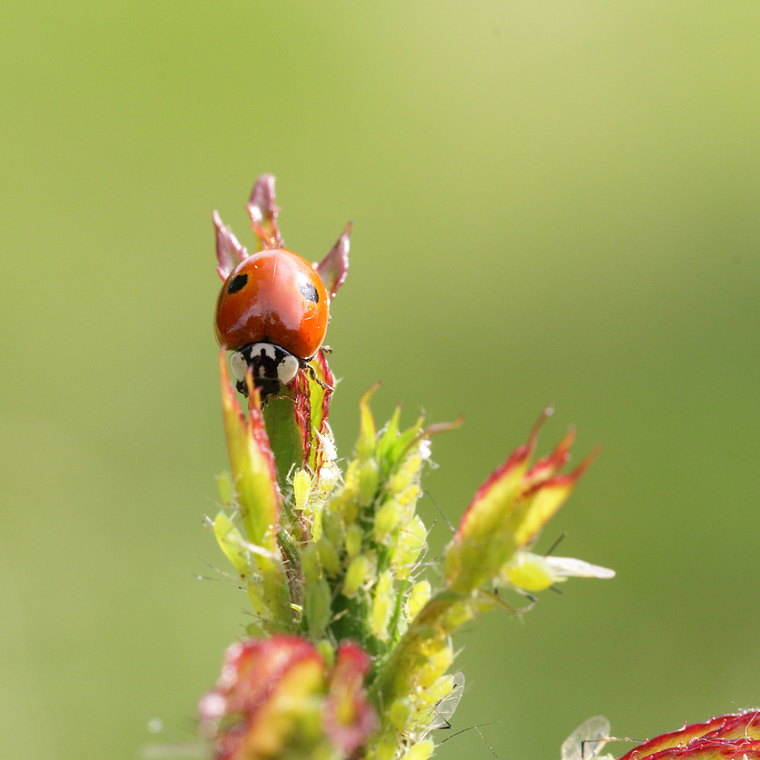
215, 248, 329, 397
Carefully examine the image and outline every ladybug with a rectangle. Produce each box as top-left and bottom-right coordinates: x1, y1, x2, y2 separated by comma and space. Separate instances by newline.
215, 248, 329, 398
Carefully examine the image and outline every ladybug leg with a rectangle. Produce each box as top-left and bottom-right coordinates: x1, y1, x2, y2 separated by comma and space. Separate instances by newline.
309, 366, 334, 392
300, 360, 334, 392
321, 345, 333, 354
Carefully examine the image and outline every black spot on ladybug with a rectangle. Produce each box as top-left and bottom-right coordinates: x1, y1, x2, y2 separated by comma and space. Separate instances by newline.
227, 274, 248, 294
299, 281, 319, 303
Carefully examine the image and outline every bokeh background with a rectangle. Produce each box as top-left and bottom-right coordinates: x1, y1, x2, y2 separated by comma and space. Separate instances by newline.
2, 3, 759, 759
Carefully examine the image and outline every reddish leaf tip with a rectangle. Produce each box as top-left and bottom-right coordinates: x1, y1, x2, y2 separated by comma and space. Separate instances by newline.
246, 174, 282, 247
214, 210, 249, 281
528, 408, 551, 448
316, 222, 351, 300
324, 642, 377, 754
243, 369, 265, 416
419, 414, 464, 439
218, 348, 243, 418
246, 174, 278, 223
570, 444, 602, 479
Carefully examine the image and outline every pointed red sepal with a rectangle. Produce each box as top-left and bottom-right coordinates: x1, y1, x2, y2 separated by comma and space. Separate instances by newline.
315, 222, 351, 301
657, 740, 760, 760
445, 430, 537, 591
219, 347, 248, 448
246, 173, 281, 249
709, 711, 760, 740
512, 446, 599, 548
219, 349, 281, 549
619, 711, 760, 760
523, 427, 576, 490
214, 210, 248, 281
454, 409, 546, 543
199, 636, 321, 726
199, 636, 378, 760
324, 642, 378, 755
244, 370, 282, 495
445, 409, 598, 592
276, 349, 337, 478
199, 636, 327, 760
298, 349, 335, 473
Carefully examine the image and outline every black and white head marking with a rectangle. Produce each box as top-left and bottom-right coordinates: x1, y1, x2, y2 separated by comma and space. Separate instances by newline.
229, 342, 301, 398
229, 350, 249, 383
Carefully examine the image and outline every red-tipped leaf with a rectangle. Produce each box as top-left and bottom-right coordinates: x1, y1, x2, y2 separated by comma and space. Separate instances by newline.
315, 222, 351, 301
214, 210, 248, 281
324, 642, 378, 755
246, 173, 281, 249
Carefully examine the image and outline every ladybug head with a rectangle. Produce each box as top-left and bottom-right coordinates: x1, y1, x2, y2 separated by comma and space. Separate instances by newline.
229, 342, 301, 398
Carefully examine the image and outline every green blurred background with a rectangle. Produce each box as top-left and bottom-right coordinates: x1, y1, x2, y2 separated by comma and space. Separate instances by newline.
2, 2, 759, 758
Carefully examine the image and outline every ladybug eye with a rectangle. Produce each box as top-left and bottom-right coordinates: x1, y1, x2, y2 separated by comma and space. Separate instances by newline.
276, 354, 299, 385
227, 273, 248, 294
298, 280, 319, 303
229, 351, 248, 382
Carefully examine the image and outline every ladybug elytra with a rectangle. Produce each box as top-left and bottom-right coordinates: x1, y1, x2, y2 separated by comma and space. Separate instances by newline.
215, 248, 329, 397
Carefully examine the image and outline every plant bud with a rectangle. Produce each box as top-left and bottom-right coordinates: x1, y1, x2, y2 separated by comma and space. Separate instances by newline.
405, 580, 431, 621
305, 577, 331, 637
343, 554, 371, 597
370, 571, 394, 640
316, 537, 341, 577
345, 523, 363, 559
375, 498, 403, 542
358, 457, 380, 506
299, 543, 322, 584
